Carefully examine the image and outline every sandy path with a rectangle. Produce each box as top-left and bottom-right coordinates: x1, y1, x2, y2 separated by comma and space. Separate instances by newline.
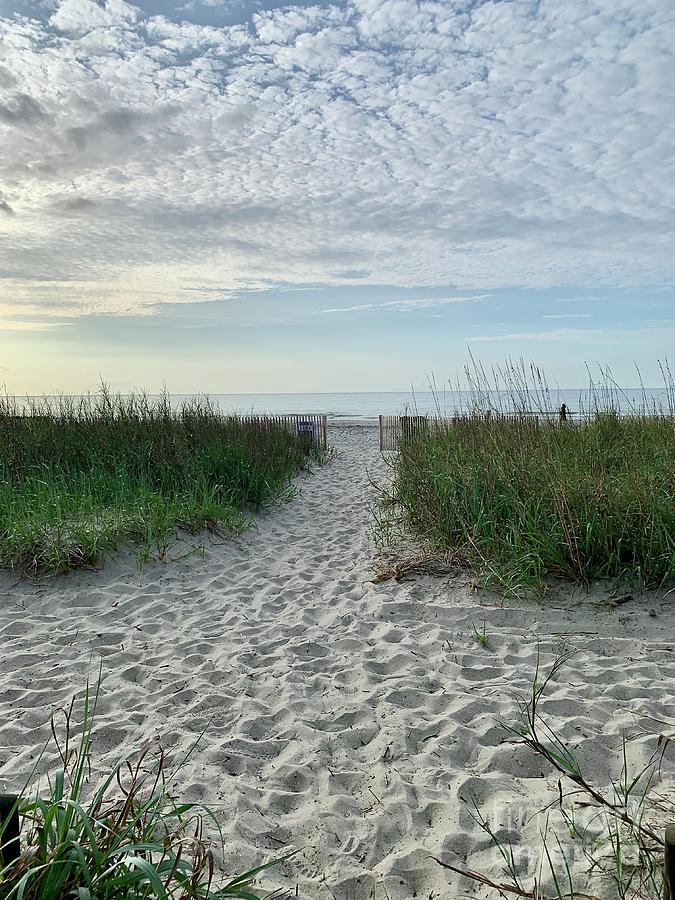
0, 425, 673, 899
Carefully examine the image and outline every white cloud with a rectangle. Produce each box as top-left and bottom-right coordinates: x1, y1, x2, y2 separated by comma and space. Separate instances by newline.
0, 0, 674, 316
556, 296, 606, 303
470, 324, 675, 344
0, 319, 65, 332
49, 0, 139, 36
321, 294, 485, 313
542, 313, 593, 319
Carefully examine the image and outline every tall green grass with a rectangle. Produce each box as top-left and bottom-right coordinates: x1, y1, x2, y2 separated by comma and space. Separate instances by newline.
391, 362, 675, 595
0, 388, 316, 574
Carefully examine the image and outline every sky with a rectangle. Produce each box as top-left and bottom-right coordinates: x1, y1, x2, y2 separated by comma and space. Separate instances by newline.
0, 0, 674, 393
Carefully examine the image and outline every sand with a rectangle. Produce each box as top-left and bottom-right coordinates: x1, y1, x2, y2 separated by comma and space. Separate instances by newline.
0, 425, 673, 898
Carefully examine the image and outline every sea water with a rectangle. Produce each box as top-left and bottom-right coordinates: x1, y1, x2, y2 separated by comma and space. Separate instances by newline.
172, 388, 673, 421
14, 388, 672, 422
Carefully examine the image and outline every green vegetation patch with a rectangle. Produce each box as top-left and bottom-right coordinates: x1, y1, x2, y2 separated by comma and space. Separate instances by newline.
0, 389, 316, 574
0, 673, 285, 898
393, 412, 675, 596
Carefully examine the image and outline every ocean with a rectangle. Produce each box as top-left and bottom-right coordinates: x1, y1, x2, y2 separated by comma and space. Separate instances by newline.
12, 388, 673, 421
171, 388, 674, 421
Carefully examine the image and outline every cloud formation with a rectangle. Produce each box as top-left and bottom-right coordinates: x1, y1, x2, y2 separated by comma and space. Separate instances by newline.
0, 0, 674, 317
542, 313, 593, 320
321, 294, 485, 313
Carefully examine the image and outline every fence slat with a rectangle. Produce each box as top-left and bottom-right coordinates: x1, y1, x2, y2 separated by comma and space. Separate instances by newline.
0, 794, 20, 867
665, 824, 675, 900
236, 414, 328, 450
377, 412, 669, 451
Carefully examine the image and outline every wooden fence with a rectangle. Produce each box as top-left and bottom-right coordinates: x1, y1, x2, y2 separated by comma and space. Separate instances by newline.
666, 824, 675, 900
239, 414, 328, 450
379, 415, 430, 450
379, 411, 596, 450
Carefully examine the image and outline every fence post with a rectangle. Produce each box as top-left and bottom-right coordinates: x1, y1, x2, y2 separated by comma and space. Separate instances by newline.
322, 415, 327, 450
379, 415, 384, 451
665, 824, 675, 900
0, 794, 20, 867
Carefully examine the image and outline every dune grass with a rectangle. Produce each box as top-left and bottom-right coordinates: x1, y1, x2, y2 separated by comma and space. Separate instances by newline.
0, 388, 318, 574
0, 673, 284, 899
390, 361, 675, 596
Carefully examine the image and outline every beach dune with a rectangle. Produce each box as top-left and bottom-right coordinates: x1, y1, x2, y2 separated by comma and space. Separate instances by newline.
0, 425, 673, 898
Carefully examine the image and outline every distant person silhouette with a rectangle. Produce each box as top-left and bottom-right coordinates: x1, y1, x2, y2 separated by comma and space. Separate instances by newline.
559, 403, 568, 423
